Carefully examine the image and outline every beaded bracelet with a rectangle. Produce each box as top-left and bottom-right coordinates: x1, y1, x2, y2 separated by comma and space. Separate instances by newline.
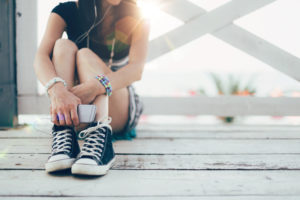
95, 74, 112, 96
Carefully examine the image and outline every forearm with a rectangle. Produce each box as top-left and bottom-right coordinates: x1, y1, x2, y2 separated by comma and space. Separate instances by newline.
105, 62, 143, 92
34, 53, 59, 86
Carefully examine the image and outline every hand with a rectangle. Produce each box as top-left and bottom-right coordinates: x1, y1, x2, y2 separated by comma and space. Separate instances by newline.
49, 83, 82, 126
70, 79, 104, 104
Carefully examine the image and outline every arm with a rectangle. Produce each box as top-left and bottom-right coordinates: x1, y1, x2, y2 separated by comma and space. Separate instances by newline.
105, 19, 151, 91
34, 13, 81, 126
34, 13, 65, 86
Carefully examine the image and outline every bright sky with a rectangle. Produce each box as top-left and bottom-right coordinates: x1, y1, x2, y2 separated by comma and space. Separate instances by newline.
38, 0, 300, 97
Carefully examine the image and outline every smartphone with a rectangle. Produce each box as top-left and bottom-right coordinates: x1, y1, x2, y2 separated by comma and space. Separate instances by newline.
77, 104, 96, 123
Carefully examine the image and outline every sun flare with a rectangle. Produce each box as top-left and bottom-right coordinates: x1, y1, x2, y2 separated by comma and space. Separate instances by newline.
137, 1, 161, 20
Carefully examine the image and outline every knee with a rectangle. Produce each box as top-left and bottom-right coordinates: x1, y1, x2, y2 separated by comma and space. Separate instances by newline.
53, 39, 78, 58
76, 48, 93, 64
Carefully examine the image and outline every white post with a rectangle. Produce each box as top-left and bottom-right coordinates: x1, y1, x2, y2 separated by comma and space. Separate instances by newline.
16, 0, 38, 96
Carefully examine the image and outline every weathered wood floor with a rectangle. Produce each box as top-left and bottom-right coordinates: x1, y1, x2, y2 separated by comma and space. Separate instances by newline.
1, 123, 300, 199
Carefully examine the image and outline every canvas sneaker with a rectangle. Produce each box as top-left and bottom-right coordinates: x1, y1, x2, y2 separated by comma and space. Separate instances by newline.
71, 117, 116, 176
45, 125, 80, 172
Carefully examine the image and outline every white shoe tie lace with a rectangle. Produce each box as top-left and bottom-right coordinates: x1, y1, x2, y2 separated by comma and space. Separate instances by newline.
78, 117, 112, 161
52, 129, 73, 155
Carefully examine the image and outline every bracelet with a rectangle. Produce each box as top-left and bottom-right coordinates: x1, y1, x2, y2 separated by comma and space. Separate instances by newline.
95, 74, 112, 96
45, 77, 67, 97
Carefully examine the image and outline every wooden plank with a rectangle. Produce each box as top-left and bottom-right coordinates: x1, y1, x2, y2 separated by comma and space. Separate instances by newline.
1, 197, 300, 200
1, 198, 300, 200
2, 138, 300, 154
18, 96, 300, 115
147, 0, 276, 61
1, 170, 300, 196
2, 154, 300, 170
2, 127, 300, 139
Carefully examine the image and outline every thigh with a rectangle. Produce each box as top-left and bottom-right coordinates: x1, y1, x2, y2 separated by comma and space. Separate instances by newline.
52, 39, 78, 88
76, 48, 111, 83
75, 48, 130, 132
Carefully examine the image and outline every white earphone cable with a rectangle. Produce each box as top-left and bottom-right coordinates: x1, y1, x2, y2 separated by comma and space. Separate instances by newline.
75, 1, 112, 46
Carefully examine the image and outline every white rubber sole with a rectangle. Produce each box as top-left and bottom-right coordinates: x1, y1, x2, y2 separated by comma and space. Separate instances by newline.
45, 158, 75, 173
71, 157, 116, 176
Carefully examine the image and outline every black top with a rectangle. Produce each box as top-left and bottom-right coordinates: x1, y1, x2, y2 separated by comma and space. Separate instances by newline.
52, 1, 141, 60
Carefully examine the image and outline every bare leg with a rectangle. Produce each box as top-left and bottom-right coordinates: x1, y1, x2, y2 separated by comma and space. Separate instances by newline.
76, 48, 129, 132
52, 39, 78, 89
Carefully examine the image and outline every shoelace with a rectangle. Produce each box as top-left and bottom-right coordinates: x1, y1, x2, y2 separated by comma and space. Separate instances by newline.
52, 129, 73, 155
78, 117, 112, 161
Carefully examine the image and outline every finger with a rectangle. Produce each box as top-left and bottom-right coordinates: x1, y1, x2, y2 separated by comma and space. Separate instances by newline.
51, 107, 59, 126
57, 112, 66, 126
64, 110, 73, 126
77, 96, 82, 104
70, 105, 80, 126
52, 112, 59, 125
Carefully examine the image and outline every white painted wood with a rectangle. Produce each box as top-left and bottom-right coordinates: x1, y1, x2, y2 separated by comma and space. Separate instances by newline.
16, 0, 38, 95
2, 125, 300, 139
2, 154, 300, 170
2, 138, 300, 154
18, 96, 300, 115
160, 0, 300, 81
142, 97, 300, 115
1, 170, 300, 196
214, 24, 300, 81
158, 0, 202, 23
137, 124, 300, 132
0, 197, 300, 200
147, 0, 276, 61
159, 0, 206, 23
18, 95, 50, 114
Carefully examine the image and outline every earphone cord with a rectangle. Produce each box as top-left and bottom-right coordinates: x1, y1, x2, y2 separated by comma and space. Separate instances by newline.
74, 4, 113, 46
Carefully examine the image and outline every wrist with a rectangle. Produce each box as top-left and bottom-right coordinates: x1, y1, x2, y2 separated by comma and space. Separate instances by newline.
95, 74, 112, 96
48, 82, 67, 97
45, 77, 67, 97
92, 78, 106, 96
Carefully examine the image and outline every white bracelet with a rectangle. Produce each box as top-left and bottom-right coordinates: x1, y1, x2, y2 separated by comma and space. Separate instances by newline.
45, 77, 67, 97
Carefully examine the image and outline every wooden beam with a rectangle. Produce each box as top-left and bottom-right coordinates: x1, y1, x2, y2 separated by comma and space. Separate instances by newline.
159, 0, 206, 23
147, 0, 276, 61
158, 0, 203, 22
142, 96, 300, 116
18, 95, 300, 116
214, 25, 300, 81
160, 0, 300, 81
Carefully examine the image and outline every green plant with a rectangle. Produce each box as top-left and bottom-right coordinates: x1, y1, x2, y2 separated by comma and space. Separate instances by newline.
198, 73, 257, 123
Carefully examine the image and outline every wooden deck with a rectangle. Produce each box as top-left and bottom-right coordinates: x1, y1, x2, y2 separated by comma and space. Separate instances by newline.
1, 122, 300, 199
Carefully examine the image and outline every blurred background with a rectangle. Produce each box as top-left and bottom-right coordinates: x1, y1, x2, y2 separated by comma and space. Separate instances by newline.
33, 0, 300, 125
2, 0, 300, 127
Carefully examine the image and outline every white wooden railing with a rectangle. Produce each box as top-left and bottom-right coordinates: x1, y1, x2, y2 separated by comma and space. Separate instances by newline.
17, 0, 300, 116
